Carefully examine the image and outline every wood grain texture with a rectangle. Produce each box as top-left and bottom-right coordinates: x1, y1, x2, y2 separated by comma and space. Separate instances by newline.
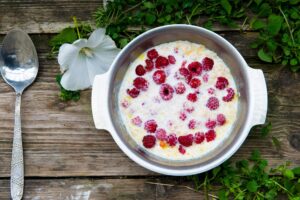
0, 0, 101, 34
0, 178, 207, 200
0, 0, 250, 34
0, 32, 299, 177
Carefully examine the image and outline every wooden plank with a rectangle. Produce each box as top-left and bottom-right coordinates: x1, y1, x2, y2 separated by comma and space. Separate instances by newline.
0, 1, 250, 34
0, 178, 206, 200
0, 32, 299, 177
0, 0, 101, 34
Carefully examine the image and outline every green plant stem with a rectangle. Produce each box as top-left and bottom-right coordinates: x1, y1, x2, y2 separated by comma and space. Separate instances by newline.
123, 0, 145, 13
271, 179, 294, 197
73, 16, 81, 39
278, 6, 295, 46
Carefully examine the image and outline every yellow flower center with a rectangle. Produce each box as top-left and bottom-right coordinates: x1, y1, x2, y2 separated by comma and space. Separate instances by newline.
80, 47, 94, 58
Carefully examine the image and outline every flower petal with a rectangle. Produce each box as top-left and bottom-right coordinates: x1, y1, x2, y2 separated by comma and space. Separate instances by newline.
93, 47, 120, 72
94, 35, 119, 50
73, 38, 89, 48
58, 44, 79, 72
60, 54, 91, 91
86, 28, 106, 48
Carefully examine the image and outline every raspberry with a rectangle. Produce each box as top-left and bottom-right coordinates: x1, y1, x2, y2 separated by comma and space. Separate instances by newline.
223, 88, 235, 102
153, 70, 166, 84
202, 57, 214, 71
188, 119, 196, 129
147, 49, 158, 60
131, 116, 142, 126
135, 64, 146, 76
215, 77, 229, 90
207, 88, 215, 95
142, 135, 156, 148
179, 68, 190, 77
217, 114, 226, 125
178, 145, 186, 154
203, 73, 209, 83
167, 133, 177, 146
189, 78, 201, 88
181, 60, 187, 68
188, 61, 202, 76
206, 97, 219, 110
183, 102, 195, 113
155, 56, 169, 68
159, 84, 174, 101
133, 77, 148, 91
121, 100, 129, 108
145, 59, 154, 71
168, 55, 176, 64
155, 128, 167, 141
205, 119, 217, 129
174, 48, 179, 53
127, 88, 140, 98
205, 130, 216, 142
175, 82, 186, 94
144, 120, 157, 133
179, 111, 187, 121
194, 132, 205, 144
187, 93, 198, 102
178, 134, 194, 147
185, 74, 192, 84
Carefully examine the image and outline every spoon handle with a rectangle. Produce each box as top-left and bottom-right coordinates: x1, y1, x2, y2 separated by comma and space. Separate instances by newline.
10, 94, 24, 200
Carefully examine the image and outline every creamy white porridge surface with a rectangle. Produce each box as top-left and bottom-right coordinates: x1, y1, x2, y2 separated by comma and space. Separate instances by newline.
118, 41, 238, 160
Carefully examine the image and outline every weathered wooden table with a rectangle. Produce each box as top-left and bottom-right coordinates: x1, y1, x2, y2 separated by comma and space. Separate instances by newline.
0, 1, 299, 199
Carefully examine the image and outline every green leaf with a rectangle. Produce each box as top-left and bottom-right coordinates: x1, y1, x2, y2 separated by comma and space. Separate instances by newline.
290, 9, 300, 20
290, 0, 300, 4
247, 180, 258, 192
261, 122, 272, 138
56, 74, 80, 101
143, 1, 155, 9
292, 167, 300, 175
250, 149, 261, 161
282, 59, 288, 65
252, 19, 266, 30
265, 189, 277, 199
267, 14, 283, 36
290, 58, 298, 66
145, 13, 156, 25
218, 190, 227, 200
258, 48, 272, 62
271, 136, 281, 151
220, 0, 232, 15
119, 38, 129, 48
258, 3, 272, 17
291, 65, 300, 72
49, 27, 77, 47
254, 0, 262, 5
284, 169, 295, 179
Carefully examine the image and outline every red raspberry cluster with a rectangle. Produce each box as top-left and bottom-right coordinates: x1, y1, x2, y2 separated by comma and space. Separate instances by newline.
126, 48, 235, 155
127, 48, 177, 99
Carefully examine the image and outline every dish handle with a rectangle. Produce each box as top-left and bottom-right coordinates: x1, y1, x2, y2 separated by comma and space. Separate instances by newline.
247, 67, 268, 126
92, 72, 111, 131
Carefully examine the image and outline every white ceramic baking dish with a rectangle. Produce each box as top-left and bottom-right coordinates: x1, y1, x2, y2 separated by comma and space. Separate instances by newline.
92, 24, 268, 176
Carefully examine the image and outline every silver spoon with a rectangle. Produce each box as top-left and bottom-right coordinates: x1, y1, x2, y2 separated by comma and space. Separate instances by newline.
0, 29, 39, 200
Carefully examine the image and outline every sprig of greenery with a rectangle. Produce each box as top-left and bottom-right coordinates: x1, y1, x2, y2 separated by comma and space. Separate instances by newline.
249, 0, 300, 72
49, 17, 92, 101
189, 150, 300, 200
94, 0, 300, 71
94, 0, 245, 48
55, 74, 80, 101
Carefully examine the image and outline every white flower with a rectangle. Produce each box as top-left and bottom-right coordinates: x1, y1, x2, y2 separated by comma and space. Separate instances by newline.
58, 28, 120, 91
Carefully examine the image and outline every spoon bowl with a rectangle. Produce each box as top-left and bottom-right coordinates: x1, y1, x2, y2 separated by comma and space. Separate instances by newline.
1, 29, 38, 94
0, 29, 39, 200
